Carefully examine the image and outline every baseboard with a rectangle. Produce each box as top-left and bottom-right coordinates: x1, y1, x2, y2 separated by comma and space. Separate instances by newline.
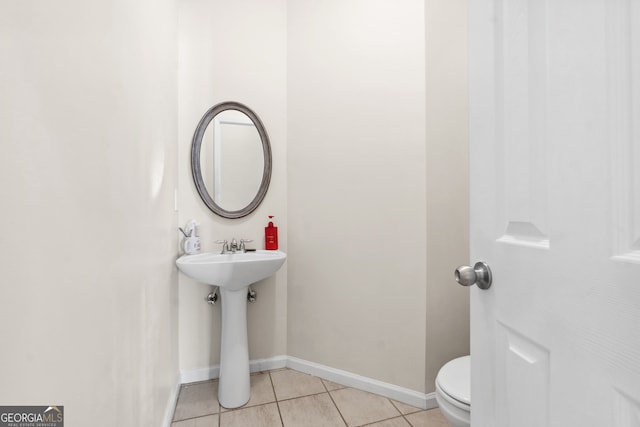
162, 372, 182, 427
286, 356, 436, 410
251, 354, 288, 372
180, 366, 219, 384
179, 355, 288, 384
179, 355, 436, 411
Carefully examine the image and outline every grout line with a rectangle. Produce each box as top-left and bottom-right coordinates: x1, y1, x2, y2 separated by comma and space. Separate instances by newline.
388, 399, 402, 414
325, 389, 348, 427
360, 415, 409, 427
393, 396, 423, 427
403, 413, 414, 427
275, 390, 330, 403
320, 379, 348, 426
269, 371, 286, 427
352, 398, 406, 427
321, 378, 347, 392
388, 399, 423, 416
386, 397, 402, 417
171, 413, 220, 424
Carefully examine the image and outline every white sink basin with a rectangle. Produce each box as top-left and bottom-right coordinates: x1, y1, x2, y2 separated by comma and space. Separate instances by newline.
175, 249, 286, 409
176, 250, 286, 291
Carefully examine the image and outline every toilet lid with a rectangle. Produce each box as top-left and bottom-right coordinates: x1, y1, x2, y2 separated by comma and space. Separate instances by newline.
436, 355, 470, 406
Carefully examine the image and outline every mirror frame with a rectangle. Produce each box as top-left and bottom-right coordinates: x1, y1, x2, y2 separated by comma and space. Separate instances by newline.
191, 101, 272, 219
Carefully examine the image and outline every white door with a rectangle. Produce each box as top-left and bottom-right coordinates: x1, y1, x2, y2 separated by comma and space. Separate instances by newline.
468, 0, 640, 426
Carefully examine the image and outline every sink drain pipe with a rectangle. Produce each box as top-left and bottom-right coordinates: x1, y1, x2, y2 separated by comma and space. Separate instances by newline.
206, 288, 218, 305
206, 287, 257, 305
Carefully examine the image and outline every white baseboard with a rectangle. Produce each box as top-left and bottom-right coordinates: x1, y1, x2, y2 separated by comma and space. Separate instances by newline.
286, 356, 436, 410
179, 355, 288, 384
178, 355, 436, 411
162, 373, 182, 427
180, 366, 219, 384
251, 354, 288, 372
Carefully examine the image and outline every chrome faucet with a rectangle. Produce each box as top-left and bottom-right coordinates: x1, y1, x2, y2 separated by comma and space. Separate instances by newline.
216, 238, 253, 254
239, 239, 253, 252
215, 240, 230, 253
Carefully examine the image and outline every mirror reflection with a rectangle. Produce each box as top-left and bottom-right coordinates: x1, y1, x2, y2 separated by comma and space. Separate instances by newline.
200, 110, 264, 211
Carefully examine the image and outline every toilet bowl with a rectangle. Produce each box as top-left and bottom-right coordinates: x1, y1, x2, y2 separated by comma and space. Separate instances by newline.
435, 355, 470, 427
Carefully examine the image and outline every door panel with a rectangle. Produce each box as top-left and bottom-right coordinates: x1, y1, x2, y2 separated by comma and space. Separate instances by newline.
497, 0, 550, 250
496, 322, 550, 427
469, 0, 640, 426
613, 389, 640, 427
610, 0, 640, 263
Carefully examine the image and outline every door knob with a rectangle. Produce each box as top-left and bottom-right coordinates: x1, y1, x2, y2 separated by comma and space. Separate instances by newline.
455, 262, 492, 289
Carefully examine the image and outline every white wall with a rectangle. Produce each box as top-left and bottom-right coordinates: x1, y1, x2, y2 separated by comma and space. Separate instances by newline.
0, 1, 179, 426
287, 0, 429, 392
425, 0, 470, 389
177, 0, 287, 375
286, 0, 469, 395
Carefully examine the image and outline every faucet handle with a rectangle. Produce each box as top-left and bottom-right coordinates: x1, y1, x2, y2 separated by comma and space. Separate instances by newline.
239, 239, 253, 251
215, 240, 229, 253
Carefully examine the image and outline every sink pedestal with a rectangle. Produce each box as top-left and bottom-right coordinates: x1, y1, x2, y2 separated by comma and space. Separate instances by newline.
175, 250, 287, 409
218, 287, 250, 408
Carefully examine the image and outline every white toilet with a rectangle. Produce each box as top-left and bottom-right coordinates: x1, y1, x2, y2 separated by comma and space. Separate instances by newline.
435, 355, 470, 427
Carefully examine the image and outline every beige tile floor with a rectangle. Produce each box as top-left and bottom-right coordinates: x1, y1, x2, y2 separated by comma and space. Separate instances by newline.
172, 368, 448, 427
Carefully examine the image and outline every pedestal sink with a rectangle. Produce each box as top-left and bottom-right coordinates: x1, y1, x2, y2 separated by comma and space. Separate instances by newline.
176, 250, 286, 408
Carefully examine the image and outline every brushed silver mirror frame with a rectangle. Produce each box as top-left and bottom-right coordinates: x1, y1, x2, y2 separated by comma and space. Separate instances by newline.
191, 101, 272, 219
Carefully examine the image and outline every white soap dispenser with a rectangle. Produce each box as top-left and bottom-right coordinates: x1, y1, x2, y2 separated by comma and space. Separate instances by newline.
180, 220, 201, 255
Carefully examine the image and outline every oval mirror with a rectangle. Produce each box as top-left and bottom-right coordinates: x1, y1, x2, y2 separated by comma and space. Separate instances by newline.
191, 102, 272, 218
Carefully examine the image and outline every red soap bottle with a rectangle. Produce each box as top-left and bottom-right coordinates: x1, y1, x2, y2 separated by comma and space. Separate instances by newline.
265, 216, 278, 250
